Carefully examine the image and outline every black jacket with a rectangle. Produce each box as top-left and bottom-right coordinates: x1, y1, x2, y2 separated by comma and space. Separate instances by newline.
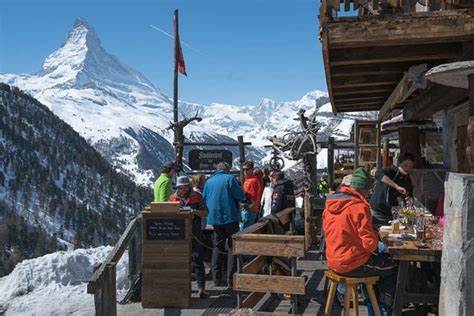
271, 179, 296, 214
369, 165, 413, 226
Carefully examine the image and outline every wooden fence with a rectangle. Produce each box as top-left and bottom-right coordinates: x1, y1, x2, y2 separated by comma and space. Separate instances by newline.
232, 207, 310, 314
87, 216, 142, 316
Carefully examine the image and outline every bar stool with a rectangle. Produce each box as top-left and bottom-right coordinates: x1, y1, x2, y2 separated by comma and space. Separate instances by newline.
324, 270, 381, 316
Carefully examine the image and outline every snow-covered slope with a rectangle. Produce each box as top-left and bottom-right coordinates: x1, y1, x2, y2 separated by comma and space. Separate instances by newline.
0, 18, 374, 186
0, 246, 128, 316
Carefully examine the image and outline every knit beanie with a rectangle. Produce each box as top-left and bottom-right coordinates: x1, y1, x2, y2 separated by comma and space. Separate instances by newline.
350, 167, 371, 190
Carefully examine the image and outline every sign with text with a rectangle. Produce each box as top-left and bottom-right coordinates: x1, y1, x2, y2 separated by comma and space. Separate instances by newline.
189, 149, 233, 170
145, 218, 185, 240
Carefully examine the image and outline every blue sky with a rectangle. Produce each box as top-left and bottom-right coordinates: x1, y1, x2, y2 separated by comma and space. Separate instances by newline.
0, 0, 326, 105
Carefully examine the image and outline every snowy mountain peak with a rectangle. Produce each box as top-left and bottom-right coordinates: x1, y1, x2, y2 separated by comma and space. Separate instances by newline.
39, 18, 156, 93
300, 90, 328, 103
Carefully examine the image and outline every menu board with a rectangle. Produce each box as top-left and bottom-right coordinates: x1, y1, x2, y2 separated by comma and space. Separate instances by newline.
145, 218, 185, 240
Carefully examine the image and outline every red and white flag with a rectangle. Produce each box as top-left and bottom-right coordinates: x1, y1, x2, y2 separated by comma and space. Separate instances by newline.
174, 16, 187, 76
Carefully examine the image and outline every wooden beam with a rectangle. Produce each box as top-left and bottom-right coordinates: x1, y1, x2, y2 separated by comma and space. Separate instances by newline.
275, 207, 295, 226
330, 43, 461, 65
332, 73, 403, 88
323, 10, 474, 49
403, 83, 468, 120
333, 88, 394, 96
322, 30, 338, 113
233, 274, 306, 295
337, 105, 383, 112
334, 91, 393, 100
336, 100, 383, 106
233, 234, 305, 257
241, 292, 266, 309
334, 96, 388, 103
331, 53, 458, 67
242, 255, 266, 274
378, 64, 428, 122
332, 69, 401, 78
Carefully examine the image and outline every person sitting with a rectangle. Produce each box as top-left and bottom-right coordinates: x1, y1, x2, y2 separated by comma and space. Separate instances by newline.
370, 153, 415, 227
153, 161, 178, 202
170, 176, 208, 298
323, 167, 396, 312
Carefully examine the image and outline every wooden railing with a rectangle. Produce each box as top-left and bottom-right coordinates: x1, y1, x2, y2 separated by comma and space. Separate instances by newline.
232, 207, 309, 314
87, 216, 142, 316
319, 0, 473, 25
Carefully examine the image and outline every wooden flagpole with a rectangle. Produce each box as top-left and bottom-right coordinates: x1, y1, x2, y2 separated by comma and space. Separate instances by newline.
173, 9, 179, 145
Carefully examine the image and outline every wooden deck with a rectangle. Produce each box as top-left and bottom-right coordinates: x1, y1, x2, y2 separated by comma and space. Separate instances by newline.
116, 249, 369, 315
117, 248, 439, 315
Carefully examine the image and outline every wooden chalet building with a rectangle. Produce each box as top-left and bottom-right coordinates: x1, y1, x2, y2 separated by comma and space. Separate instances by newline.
319, 1, 474, 314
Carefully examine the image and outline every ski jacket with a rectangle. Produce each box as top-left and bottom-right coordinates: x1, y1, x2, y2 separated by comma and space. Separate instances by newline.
271, 179, 295, 214
323, 186, 379, 274
243, 173, 262, 212
154, 173, 173, 202
202, 171, 244, 225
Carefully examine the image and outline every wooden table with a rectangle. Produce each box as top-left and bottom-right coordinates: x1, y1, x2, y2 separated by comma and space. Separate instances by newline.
387, 240, 442, 316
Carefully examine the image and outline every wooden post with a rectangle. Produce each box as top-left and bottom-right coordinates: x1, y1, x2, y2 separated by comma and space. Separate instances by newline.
467, 74, 474, 173
103, 263, 117, 316
327, 137, 335, 189
236, 255, 243, 308
304, 194, 313, 251
238, 136, 246, 181
382, 138, 390, 167
354, 121, 360, 167
376, 122, 382, 169
173, 9, 179, 142
128, 216, 142, 290
290, 257, 298, 314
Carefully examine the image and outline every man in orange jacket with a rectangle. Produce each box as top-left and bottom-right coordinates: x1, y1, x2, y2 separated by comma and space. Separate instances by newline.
323, 167, 396, 311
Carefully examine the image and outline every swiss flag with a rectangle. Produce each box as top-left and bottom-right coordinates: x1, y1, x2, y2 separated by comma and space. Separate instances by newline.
174, 17, 187, 76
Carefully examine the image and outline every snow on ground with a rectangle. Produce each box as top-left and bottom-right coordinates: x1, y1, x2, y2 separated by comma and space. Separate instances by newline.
0, 246, 128, 316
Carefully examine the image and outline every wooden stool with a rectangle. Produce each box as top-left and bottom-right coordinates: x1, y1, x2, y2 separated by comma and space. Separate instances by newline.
324, 270, 381, 316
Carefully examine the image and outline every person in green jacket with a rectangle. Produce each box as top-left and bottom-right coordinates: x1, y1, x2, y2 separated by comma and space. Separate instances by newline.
154, 162, 178, 202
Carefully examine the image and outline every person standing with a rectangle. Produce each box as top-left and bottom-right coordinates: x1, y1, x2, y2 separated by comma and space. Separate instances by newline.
170, 176, 208, 298
370, 153, 415, 226
269, 171, 295, 214
241, 161, 262, 230
260, 179, 273, 218
191, 173, 208, 230
202, 162, 244, 287
153, 161, 177, 202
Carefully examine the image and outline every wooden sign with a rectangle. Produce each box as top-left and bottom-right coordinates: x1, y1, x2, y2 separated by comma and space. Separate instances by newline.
189, 149, 233, 170
145, 218, 185, 240
142, 203, 191, 309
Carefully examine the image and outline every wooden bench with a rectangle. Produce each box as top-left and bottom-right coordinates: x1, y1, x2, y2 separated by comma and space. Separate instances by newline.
324, 270, 381, 316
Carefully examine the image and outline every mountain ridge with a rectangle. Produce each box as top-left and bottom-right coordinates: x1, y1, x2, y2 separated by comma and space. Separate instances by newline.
0, 18, 375, 187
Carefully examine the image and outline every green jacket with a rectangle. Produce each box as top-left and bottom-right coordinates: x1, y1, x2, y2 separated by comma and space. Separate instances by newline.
154, 173, 173, 202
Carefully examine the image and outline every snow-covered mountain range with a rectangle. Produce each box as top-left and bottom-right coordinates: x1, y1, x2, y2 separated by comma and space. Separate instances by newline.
0, 18, 375, 186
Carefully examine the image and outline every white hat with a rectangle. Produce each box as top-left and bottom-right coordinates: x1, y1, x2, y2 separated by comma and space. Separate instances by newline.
176, 176, 190, 187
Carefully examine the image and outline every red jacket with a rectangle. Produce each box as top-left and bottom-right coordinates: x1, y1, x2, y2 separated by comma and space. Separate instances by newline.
243, 173, 261, 212
322, 186, 379, 274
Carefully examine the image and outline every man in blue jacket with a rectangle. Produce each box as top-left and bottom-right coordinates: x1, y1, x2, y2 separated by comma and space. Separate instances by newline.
203, 162, 244, 287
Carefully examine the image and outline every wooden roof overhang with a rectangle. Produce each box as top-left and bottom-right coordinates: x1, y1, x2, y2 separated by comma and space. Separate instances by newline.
320, 9, 474, 114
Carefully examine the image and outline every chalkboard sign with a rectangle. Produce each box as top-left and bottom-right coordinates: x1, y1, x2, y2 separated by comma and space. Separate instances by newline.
189, 149, 233, 170
146, 218, 185, 240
